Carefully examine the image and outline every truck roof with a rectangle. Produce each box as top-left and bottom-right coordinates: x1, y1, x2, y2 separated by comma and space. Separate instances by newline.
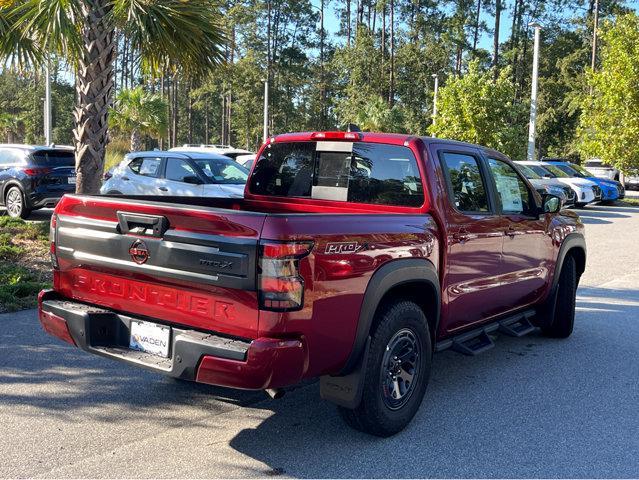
270, 132, 494, 152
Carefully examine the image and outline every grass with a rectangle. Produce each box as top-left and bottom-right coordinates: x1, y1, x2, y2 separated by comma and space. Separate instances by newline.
620, 196, 639, 207
104, 138, 130, 171
0, 216, 51, 313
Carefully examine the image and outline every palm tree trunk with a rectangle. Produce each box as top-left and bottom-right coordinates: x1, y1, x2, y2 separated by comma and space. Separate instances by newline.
74, 0, 115, 195
130, 129, 143, 152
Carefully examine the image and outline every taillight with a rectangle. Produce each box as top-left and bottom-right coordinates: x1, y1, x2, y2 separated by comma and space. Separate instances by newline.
258, 240, 313, 311
50, 213, 59, 269
103, 170, 113, 180
310, 131, 361, 141
21, 167, 52, 176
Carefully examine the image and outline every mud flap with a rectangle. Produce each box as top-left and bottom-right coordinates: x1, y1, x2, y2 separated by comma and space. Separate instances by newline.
320, 337, 370, 409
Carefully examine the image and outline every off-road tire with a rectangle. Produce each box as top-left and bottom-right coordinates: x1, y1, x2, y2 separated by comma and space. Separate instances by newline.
5, 187, 30, 219
542, 255, 577, 338
338, 300, 432, 437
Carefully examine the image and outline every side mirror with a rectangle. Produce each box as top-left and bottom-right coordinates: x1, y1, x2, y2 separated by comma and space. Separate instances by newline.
543, 174, 553, 179
541, 193, 561, 214
183, 175, 203, 185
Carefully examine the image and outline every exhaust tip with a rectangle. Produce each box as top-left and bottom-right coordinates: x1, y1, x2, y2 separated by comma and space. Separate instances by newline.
264, 388, 285, 400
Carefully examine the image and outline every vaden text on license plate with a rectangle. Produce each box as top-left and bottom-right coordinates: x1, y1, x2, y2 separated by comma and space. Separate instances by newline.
129, 320, 170, 357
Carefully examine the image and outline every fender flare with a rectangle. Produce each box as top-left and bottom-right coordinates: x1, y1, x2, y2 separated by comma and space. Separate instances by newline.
538, 232, 586, 326
551, 232, 586, 293
340, 258, 440, 375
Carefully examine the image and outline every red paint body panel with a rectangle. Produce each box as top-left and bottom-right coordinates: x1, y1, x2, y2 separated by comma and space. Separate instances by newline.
40, 132, 584, 391
196, 337, 307, 390
55, 267, 260, 339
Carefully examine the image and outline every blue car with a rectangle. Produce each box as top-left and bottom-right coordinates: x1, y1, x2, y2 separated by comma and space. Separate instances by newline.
546, 161, 625, 202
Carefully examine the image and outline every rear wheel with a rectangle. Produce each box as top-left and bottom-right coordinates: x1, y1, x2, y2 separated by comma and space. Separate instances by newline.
542, 255, 577, 338
5, 187, 30, 219
338, 300, 432, 437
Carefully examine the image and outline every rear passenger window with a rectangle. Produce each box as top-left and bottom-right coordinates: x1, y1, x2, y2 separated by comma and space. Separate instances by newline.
249, 142, 423, 207
128, 157, 161, 177
440, 152, 489, 213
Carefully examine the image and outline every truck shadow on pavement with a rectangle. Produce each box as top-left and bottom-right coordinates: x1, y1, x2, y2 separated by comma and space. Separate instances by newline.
0, 284, 637, 477
227, 284, 639, 478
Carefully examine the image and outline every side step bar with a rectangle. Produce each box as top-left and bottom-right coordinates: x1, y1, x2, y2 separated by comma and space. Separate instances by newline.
435, 309, 536, 356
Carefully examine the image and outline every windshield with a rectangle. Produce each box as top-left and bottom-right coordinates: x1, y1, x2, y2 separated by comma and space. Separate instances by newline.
515, 163, 541, 179
569, 163, 595, 177
554, 164, 581, 177
543, 164, 570, 178
528, 164, 555, 178
31, 150, 75, 167
193, 157, 249, 184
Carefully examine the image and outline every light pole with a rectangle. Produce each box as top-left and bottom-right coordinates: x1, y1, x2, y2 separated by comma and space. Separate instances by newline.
431, 73, 439, 137
262, 77, 269, 143
527, 22, 542, 162
310, 1, 325, 129
44, 61, 52, 145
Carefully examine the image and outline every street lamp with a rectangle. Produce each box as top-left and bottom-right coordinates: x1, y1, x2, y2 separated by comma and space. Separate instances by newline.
431, 73, 439, 137
44, 60, 52, 145
310, 1, 325, 129
262, 77, 269, 143
527, 22, 542, 162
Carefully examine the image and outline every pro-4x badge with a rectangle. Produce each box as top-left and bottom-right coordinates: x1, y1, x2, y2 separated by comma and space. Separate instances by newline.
129, 239, 150, 265
325, 242, 361, 254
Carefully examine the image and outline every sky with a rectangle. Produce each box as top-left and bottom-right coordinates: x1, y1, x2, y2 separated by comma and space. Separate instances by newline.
311, 0, 639, 53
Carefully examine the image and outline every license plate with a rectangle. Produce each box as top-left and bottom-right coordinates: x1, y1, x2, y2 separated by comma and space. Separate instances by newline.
67, 176, 77, 185
129, 320, 170, 357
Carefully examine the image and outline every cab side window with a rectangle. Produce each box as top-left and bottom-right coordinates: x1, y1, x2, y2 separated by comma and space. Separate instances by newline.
487, 158, 535, 215
440, 152, 490, 213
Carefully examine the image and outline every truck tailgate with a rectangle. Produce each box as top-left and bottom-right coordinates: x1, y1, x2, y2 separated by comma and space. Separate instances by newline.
52, 195, 266, 339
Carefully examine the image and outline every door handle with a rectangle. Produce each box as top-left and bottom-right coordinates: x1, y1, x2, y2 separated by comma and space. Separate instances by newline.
158, 186, 168, 192
121, 176, 130, 181
452, 228, 470, 242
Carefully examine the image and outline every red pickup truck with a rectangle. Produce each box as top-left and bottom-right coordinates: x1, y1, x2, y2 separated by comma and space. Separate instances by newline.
39, 132, 586, 436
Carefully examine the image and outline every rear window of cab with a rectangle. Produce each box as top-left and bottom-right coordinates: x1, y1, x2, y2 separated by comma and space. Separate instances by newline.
248, 141, 424, 207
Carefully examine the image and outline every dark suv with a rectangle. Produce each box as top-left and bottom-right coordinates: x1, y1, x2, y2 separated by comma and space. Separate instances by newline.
0, 145, 76, 218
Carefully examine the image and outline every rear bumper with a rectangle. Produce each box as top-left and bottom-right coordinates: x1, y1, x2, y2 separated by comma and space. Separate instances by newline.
38, 290, 307, 390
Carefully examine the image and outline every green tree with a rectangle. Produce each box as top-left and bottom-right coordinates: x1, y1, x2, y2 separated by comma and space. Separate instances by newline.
429, 62, 527, 158
0, 0, 226, 194
110, 87, 168, 152
577, 13, 639, 171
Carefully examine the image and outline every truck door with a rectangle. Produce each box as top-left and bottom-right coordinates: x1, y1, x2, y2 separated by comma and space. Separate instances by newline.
484, 156, 551, 308
434, 147, 512, 333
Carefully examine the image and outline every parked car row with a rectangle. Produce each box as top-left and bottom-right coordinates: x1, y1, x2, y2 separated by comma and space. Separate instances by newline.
0, 141, 635, 219
515, 159, 625, 209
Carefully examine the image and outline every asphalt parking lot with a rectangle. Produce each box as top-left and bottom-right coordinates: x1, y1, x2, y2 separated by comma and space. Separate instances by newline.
1, 203, 638, 478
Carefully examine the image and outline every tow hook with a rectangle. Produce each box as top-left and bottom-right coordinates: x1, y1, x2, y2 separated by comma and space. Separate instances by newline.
264, 388, 285, 399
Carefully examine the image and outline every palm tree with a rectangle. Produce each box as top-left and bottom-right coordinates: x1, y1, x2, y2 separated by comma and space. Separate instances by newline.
110, 87, 167, 152
0, 0, 225, 194
0, 112, 24, 143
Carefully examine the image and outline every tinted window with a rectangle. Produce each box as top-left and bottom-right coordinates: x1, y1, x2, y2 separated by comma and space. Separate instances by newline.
165, 158, 197, 183
249, 142, 423, 207
487, 158, 534, 215
250, 142, 315, 197
440, 152, 489, 213
128, 157, 161, 177
193, 157, 248, 184
31, 150, 74, 166
348, 144, 423, 206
